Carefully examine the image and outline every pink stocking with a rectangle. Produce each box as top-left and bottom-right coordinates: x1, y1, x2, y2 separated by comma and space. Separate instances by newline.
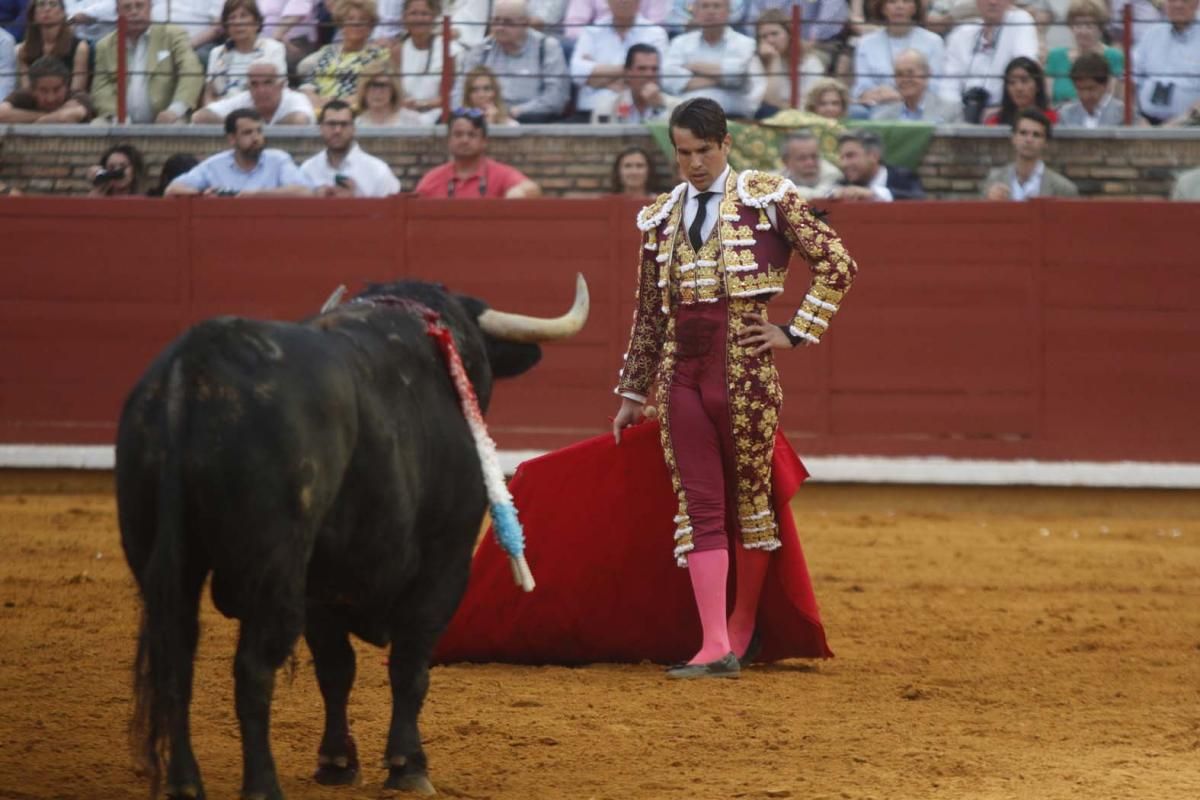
685, 548, 732, 664
728, 547, 770, 657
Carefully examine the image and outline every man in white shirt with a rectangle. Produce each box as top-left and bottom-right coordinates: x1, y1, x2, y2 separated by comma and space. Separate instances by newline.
1132, 0, 1200, 125
192, 60, 314, 125
569, 0, 668, 119
777, 130, 841, 199
939, 0, 1039, 119
301, 100, 402, 197
661, 0, 764, 118
590, 42, 679, 122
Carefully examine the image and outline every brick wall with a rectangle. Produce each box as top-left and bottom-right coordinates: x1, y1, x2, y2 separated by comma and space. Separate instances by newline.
1, 124, 1198, 198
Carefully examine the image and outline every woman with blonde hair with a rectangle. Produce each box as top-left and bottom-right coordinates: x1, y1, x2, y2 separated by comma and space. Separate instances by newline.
300, 0, 391, 107
354, 62, 425, 126
1044, 0, 1123, 105
16, 0, 88, 93
754, 8, 825, 116
460, 65, 518, 127
804, 78, 850, 121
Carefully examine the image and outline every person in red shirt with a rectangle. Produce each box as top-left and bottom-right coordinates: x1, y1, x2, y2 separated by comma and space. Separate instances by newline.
413, 108, 541, 198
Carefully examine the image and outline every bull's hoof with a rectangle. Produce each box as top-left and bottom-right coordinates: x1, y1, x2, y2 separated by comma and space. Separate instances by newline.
383, 772, 436, 796
165, 783, 205, 800
313, 761, 360, 786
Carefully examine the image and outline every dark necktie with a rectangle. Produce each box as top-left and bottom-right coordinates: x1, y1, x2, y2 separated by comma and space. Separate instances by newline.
688, 191, 715, 251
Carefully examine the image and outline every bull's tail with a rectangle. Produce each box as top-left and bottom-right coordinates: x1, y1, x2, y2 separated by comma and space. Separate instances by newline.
130, 357, 192, 799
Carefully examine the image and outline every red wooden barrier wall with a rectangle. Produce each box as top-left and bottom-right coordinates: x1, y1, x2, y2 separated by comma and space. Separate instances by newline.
1, 197, 1197, 463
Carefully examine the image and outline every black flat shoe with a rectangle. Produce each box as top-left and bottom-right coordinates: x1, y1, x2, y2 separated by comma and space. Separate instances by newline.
738, 629, 763, 669
665, 651, 740, 679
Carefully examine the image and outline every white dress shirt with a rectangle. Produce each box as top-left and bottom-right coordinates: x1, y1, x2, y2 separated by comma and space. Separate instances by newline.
301, 142, 402, 197
663, 28, 765, 118
940, 9, 1039, 107
569, 15, 668, 112
204, 86, 315, 124
1010, 161, 1044, 201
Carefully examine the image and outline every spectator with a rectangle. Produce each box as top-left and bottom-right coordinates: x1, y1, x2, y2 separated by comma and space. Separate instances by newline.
0, 27, 18, 103
804, 76, 848, 119
1109, 0, 1164, 47
985, 56, 1058, 126
528, 0, 567, 32
832, 128, 925, 200
374, 0, 403, 37
982, 108, 1078, 199
1170, 165, 1200, 200
193, 59, 315, 123
456, 0, 571, 123
1, 0, 30, 41
392, 0, 462, 122
92, 0, 203, 123
17, 0, 90, 93
564, 0, 671, 41
354, 61, 424, 125
940, 0, 1039, 121
461, 64, 519, 125
1057, 51, 1124, 126
777, 129, 842, 198
64, 0, 117, 43
203, 0, 288, 105
166, 108, 314, 195
569, 0, 668, 121
300, 0, 391, 108
662, 0, 765, 118
148, 152, 199, 195
871, 48, 962, 121
610, 145, 656, 196
754, 8, 825, 116
0, 55, 92, 122
743, 0, 848, 52
300, 99, 402, 196
258, 0, 318, 71
1044, 0, 1123, 106
151, 0, 224, 63
413, 107, 541, 197
590, 42, 678, 122
851, 0, 944, 115
1132, 0, 1200, 125
443, 0, 493, 46
86, 142, 146, 195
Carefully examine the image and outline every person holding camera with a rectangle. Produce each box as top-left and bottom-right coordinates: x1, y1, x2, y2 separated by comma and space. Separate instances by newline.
87, 143, 147, 196
939, 0, 1039, 123
300, 99, 401, 197
165, 108, 313, 196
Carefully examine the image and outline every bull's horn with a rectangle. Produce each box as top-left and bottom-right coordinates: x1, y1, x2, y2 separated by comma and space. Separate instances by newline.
477, 273, 589, 343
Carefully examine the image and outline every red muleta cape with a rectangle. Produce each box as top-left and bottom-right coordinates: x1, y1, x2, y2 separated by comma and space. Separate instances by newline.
433, 420, 833, 665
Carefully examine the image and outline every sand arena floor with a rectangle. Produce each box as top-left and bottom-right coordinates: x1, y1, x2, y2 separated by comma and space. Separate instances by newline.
0, 470, 1198, 800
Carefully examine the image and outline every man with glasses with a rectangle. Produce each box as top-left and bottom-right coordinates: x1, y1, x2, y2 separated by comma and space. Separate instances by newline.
192, 60, 314, 125
91, 0, 203, 123
455, 0, 570, 123
301, 99, 401, 197
413, 108, 541, 197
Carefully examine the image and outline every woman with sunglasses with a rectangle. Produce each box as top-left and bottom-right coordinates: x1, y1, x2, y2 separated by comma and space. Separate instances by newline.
353, 61, 424, 126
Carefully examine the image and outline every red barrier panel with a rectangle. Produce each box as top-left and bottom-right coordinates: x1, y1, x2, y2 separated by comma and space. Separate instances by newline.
1, 197, 1197, 463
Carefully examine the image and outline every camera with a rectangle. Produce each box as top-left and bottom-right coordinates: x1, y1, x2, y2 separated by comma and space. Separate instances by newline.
961, 87, 990, 125
92, 166, 126, 186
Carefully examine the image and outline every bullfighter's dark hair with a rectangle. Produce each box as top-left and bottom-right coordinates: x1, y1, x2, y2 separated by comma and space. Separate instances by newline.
668, 98, 727, 146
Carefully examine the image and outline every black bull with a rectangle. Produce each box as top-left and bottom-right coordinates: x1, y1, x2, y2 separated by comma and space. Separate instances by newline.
116, 277, 588, 799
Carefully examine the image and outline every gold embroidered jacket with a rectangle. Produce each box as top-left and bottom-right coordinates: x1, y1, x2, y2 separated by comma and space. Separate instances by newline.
614, 169, 858, 564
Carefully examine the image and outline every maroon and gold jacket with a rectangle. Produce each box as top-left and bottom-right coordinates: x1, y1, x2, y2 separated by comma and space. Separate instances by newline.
615, 169, 858, 564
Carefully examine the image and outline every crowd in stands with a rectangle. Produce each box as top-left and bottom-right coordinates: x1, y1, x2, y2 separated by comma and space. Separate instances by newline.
0, 0, 1198, 199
